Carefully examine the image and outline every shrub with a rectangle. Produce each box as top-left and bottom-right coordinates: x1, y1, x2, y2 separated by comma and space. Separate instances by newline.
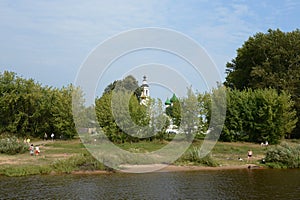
51, 153, 108, 173
264, 142, 300, 168
0, 136, 28, 155
177, 146, 219, 167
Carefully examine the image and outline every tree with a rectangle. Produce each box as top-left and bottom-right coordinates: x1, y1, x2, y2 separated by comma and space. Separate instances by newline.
103, 75, 142, 100
180, 87, 200, 140
205, 86, 227, 141
221, 88, 297, 144
225, 29, 300, 137
0, 71, 78, 139
95, 91, 119, 142
95, 75, 150, 143
220, 89, 244, 142
46, 85, 77, 139
147, 98, 168, 141
0, 71, 46, 136
165, 94, 181, 127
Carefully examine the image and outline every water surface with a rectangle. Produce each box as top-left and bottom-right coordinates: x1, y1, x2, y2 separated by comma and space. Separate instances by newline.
1, 169, 299, 199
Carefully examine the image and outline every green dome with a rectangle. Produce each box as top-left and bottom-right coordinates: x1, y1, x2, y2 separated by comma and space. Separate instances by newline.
170, 93, 178, 102
165, 98, 171, 105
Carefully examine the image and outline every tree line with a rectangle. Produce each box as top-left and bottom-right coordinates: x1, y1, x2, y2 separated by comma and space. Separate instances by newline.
0, 71, 77, 139
94, 76, 296, 144
225, 29, 300, 138
0, 71, 297, 144
1, 28, 299, 144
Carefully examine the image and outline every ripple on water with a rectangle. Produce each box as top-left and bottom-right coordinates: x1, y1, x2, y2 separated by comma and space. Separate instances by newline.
0, 169, 300, 199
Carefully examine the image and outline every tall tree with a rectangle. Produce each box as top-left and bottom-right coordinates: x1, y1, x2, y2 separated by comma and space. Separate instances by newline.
95, 75, 149, 143
180, 87, 200, 140
147, 98, 168, 141
222, 88, 297, 144
197, 92, 210, 134
0, 71, 78, 139
103, 75, 142, 100
225, 29, 300, 137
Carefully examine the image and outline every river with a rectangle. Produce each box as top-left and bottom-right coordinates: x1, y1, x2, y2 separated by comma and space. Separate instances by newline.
1, 169, 300, 199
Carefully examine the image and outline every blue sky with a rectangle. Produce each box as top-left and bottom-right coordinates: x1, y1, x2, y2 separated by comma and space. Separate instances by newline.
0, 0, 299, 100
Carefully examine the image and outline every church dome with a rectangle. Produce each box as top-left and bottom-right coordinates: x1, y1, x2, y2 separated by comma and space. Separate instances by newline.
165, 98, 171, 105
141, 75, 149, 87
170, 93, 178, 102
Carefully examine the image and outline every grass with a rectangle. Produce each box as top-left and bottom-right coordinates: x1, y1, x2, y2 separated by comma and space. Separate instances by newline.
0, 139, 93, 176
0, 153, 108, 176
0, 165, 52, 177
0, 137, 298, 176
116, 140, 168, 153
210, 141, 268, 166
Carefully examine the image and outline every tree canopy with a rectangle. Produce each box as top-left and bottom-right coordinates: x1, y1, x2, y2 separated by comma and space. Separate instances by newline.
0, 71, 80, 139
222, 88, 297, 144
95, 76, 157, 143
225, 29, 300, 137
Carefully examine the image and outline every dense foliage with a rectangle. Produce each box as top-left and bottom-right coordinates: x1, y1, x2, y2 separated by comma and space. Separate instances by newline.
225, 29, 300, 137
1, 28, 299, 146
95, 76, 168, 143
221, 88, 297, 144
265, 142, 300, 168
0, 71, 78, 139
165, 94, 181, 127
95, 75, 297, 145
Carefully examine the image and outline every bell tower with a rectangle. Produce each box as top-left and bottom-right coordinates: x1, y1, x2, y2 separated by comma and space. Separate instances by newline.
140, 75, 149, 105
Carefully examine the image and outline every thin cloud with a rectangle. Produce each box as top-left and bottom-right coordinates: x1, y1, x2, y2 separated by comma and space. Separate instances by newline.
0, 0, 299, 88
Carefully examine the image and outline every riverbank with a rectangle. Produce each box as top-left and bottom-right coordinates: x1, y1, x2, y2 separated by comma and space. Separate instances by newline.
120, 163, 264, 173
0, 138, 270, 176
69, 163, 264, 175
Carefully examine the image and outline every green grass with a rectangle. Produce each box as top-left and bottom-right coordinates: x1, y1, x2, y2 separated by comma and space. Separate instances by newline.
0, 164, 52, 177
43, 140, 87, 154
209, 141, 268, 166
116, 140, 167, 153
0, 153, 108, 176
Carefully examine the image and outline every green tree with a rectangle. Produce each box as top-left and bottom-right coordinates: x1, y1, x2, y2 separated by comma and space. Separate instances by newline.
95, 91, 118, 141
49, 85, 77, 139
0, 71, 46, 136
205, 86, 227, 141
180, 87, 200, 140
95, 75, 149, 143
165, 94, 181, 127
225, 29, 300, 137
221, 89, 244, 141
147, 98, 168, 141
0, 71, 77, 139
197, 93, 210, 135
222, 88, 297, 144
103, 75, 142, 100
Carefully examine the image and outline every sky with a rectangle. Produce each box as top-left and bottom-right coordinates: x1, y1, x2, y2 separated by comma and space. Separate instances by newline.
0, 0, 299, 101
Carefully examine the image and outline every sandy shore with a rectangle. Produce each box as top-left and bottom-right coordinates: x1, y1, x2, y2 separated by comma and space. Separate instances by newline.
71, 164, 264, 175
157, 164, 262, 172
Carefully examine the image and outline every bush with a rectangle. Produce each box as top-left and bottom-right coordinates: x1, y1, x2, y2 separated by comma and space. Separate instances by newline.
264, 142, 300, 168
0, 136, 28, 155
177, 147, 219, 167
51, 153, 108, 173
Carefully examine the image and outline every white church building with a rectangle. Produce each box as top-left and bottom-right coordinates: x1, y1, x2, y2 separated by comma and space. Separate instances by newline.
140, 75, 150, 105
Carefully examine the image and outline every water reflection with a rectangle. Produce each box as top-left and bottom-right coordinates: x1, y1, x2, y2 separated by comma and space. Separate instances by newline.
0, 169, 300, 199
